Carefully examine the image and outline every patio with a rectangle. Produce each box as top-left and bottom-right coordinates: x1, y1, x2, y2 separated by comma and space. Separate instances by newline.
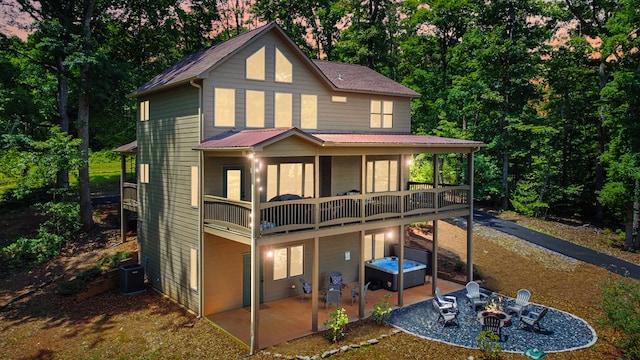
207, 280, 464, 349
389, 288, 598, 353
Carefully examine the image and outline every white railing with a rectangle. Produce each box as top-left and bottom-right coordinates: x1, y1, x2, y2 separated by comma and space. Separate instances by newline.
203, 184, 470, 235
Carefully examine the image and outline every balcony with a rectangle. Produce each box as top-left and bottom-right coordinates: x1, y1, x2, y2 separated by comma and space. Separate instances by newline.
203, 184, 469, 237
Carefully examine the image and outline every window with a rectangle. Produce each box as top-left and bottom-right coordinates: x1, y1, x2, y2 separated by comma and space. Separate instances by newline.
190, 248, 198, 291
366, 160, 398, 192
246, 90, 265, 127
214, 88, 235, 127
246, 46, 265, 80
274, 92, 292, 127
273, 245, 304, 280
275, 47, 293, 83
191, 166, 199, 208
266, 162, 314, 200
224, 168, 243, 201
370, 100, 393, 128
140, 163, 150, 184
139, 100, 149, 121
364, 233, 386, 261
300, 94, 317, 129
331, 96, 347, 103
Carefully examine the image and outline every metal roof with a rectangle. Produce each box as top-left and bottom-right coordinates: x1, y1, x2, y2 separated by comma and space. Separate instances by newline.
113, 140, 137, 154
193, 128, 484, 151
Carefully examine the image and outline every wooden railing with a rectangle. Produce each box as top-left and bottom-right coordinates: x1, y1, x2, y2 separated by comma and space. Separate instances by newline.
203, 184, 470, 236
122, 182, 138, 211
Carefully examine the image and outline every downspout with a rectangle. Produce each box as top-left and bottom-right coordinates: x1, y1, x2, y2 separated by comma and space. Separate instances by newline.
190, 79, 204, 319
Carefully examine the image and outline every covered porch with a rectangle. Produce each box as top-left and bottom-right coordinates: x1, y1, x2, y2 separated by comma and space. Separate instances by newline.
207, 278, 464, 350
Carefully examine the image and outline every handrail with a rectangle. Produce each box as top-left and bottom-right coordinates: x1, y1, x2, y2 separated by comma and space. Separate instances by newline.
203, 184, 470, 236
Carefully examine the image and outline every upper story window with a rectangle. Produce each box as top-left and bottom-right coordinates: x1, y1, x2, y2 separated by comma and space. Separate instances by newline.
246, 90, 265, 127
366, 159, 398, 192
274, 92, 292, 127
214, 88, 235, 127
266, 162, 314, 200
246, 46, 266, 81
300, 94, 317, 129
139, 100, 149, 121
332, 96, 347, 103
275, 47, 293, 83
370, 100, 393, 128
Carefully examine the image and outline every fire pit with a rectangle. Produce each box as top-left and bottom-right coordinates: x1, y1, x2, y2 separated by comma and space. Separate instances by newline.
477, 310, 512, 328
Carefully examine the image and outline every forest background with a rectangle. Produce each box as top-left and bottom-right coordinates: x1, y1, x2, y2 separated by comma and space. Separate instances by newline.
0, 0, 638, 254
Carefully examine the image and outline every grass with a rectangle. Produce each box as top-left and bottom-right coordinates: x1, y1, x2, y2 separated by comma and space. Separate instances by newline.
0, 150, 125, 199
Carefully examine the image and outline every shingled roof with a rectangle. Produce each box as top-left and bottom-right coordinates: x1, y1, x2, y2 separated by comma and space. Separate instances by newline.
312, 61, 420, 97
130, 23, 420, 98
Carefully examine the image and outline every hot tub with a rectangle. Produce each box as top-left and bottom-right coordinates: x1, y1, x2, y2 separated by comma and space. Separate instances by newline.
365, 257, 427, 291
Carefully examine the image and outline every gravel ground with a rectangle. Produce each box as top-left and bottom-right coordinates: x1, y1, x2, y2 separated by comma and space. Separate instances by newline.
389, 289, 597, 353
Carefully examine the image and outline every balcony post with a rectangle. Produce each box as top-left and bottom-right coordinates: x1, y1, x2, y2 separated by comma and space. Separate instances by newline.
120, 154, 126, 242
467, 150, 475, 282
250, 154, 260, 354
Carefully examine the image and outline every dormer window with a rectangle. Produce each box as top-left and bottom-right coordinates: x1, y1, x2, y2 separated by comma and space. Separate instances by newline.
246, 46, 266, 81
275, 47, 292, 83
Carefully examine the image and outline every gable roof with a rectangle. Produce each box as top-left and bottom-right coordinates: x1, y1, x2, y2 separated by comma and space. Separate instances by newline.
312, 61, 420, 97
130, 23, 420, 98
131, 23, 274, 96
193, 128, 484, 152
193, 128, 324, 151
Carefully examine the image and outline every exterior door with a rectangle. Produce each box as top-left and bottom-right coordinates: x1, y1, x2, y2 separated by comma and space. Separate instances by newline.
242, 253, 263, 306
224, 167, 244, 201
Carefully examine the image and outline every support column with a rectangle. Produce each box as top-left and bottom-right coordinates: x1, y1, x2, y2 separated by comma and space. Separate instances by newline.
398, 226, 405, 306
312, 236, 319, 331
250, 154, 260, 354
431, 219, 438, 295
358, 230, 365, 318
120, 155, 126, 242
467, 150, 475, 282
432, 154, 439, 294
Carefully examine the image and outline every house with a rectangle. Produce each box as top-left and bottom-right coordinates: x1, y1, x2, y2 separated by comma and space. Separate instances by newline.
116, 23, 484, 353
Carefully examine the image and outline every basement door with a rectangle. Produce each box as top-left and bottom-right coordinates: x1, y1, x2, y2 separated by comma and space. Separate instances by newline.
242, 253, 263, 306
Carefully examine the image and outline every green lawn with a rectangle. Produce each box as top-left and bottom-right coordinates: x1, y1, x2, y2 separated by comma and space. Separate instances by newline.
0, 150, 127, 199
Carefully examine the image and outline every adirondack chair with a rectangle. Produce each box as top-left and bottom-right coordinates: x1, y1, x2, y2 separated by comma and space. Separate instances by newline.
465, 281, 488, 310
435, 286, 458, 312
519, 307, 549, 333
432, 300, 459, 327
506, 288, 531, 317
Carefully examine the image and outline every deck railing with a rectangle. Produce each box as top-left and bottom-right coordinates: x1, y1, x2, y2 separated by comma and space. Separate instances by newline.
122, 182, 138, 211
203, 184, 470, 235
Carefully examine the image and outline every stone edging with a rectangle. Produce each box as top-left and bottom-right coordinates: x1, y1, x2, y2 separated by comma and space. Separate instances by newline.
257, 329, 402, 359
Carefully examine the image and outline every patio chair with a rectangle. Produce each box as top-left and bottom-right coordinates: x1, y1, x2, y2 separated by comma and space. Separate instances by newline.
506, 288, 531, 318
482, 315, 503, 341
327, 271, 343, 294
465, 281, 488, 310
351, 282, 371, 306
325, 288, 341, 309
299, 278, 312, 302
519, 307, 548, 333
435, 286, 458, 312
432, 300, 459, 327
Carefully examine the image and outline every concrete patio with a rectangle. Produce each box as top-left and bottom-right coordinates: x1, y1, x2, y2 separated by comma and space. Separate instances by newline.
207, 279, 464, 349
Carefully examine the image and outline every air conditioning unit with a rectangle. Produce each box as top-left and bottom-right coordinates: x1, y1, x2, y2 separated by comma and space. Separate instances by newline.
119, 264, 146, 295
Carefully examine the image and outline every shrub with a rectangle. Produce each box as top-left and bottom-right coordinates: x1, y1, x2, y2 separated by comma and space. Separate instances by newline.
475, 330, 502, 359
455, 260, 465, 273
99, 251, 132, 270
323, 307, 348, 343
59, 266, 104, 295
599, 273, 640, 359
371, 294, 393, 325
0, 201, 80, 271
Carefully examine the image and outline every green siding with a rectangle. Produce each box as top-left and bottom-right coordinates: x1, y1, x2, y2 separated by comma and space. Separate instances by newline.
201, 31, 412, 140
138, 84, 201, 314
